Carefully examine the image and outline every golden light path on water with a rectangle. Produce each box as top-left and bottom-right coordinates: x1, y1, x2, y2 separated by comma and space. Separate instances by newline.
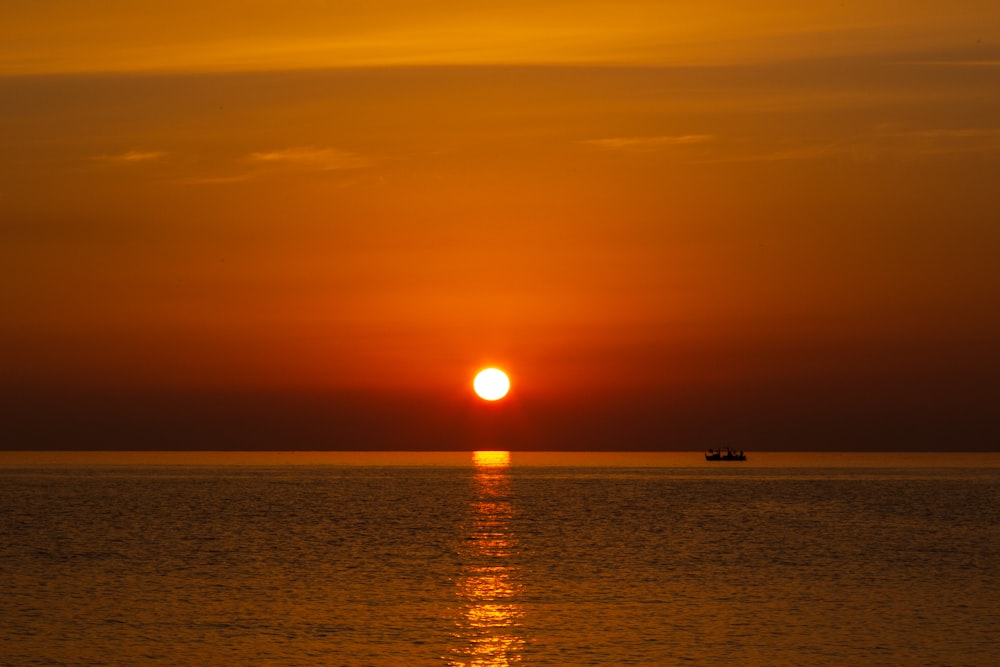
449, 451, 525, 666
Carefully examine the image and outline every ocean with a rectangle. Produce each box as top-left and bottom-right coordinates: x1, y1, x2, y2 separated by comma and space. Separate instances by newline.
1, 452, 998, 666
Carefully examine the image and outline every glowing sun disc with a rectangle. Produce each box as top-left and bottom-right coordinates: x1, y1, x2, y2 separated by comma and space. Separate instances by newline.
473, 368, 510, 401
473, 451, 511, 467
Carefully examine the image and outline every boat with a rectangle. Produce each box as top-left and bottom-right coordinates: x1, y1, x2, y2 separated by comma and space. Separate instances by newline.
705, 448, 746, 461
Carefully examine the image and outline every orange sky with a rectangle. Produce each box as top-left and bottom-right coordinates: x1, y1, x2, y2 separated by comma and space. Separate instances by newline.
2, 2, 999, 450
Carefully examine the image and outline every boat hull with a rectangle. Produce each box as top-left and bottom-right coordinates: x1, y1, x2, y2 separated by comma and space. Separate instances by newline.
705, 453, 747, 461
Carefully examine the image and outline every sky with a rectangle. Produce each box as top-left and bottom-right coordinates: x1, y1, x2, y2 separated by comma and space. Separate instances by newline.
2, 2, 999, 450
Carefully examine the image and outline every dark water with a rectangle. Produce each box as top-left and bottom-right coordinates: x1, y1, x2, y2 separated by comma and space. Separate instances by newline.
1, 452, 998, 666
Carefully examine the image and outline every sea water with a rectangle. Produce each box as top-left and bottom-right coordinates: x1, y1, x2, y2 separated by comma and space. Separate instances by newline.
1, 452, 998, 666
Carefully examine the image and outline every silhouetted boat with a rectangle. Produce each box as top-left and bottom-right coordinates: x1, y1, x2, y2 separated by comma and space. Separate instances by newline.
705, 449, 746, 461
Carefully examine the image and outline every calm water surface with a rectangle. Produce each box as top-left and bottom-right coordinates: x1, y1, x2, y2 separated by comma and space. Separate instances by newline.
1, 452, 998, 666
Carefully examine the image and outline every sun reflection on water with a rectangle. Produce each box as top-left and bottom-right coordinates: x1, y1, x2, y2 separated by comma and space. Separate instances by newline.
449, 451, 525, 666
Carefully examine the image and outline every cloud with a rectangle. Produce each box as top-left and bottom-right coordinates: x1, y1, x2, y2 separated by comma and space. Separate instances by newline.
174, 174, 256, 186
99, 150, 166, 163
875, 128, 1000, 157
175, 146, 369, 186
247, 146, 369, 171
584, 134, 715, 151
891, 128, 1000, 140
702, 127, 1000, 164
902, 60, 1000, 68
697, 143, 845, 164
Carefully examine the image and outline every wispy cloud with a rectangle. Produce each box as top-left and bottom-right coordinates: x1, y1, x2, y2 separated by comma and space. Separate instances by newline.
247, 146, 369, 171
98, 150, 166, 163
176, 146, 370, 186
701, 127, 1000, 164
175, 174, 256, 186
584, 134, 715, 151
887, 128, 1000, 140
873, 127, 1000, 157
901, 60, 1000, 67
696, 143, 845, 164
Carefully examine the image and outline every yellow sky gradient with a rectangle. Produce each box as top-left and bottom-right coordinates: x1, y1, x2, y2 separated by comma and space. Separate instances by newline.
2, 2, 999, 450
3, 1, 999, 73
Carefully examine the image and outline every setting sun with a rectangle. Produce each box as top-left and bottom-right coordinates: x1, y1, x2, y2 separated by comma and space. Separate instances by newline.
472, 450, 511, 467
473, 368, 510, 401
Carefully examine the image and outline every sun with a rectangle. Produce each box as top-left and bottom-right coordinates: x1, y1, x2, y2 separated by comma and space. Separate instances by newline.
473, 368, 510, 401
